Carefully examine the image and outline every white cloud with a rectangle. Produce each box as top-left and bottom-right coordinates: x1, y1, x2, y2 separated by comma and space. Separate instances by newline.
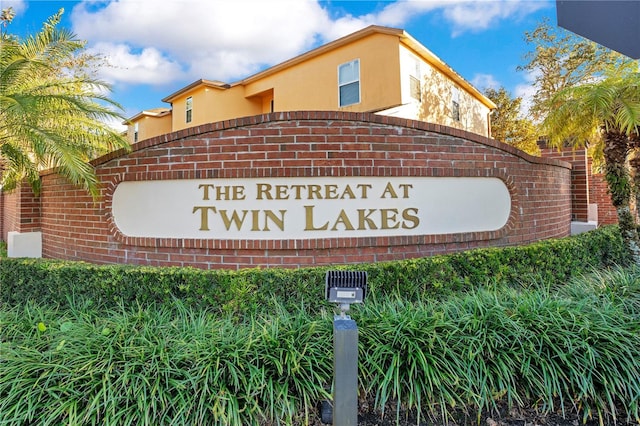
1, 0, 26, 15
349, 0, 550, 36
70, 0, 332, 85
102, 114, 128, 133
515, 68, 540, 118
320, 15, 374, 42
67, 0, 549, 97
440, 0, 548, 36
471, 73, 500, 91
87, 43, 183, 85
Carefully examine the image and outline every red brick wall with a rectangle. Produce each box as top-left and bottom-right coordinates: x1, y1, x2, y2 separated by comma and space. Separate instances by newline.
1, 191, 18, 243
539, 141, 618, 225
589, 168, 618, 225
33, 112, 571, 269
1, 184, 41, 242
538, 144, 589, 221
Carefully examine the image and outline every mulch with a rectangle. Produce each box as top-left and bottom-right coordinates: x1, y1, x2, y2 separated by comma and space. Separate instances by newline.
306, 398, 638, 426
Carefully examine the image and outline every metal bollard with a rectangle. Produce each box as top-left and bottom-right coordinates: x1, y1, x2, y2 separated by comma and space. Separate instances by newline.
324, 270, 367, 425
333, 317, 358, 425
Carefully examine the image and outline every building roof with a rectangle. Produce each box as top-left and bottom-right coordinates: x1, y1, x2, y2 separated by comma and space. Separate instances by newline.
236, 25, 495, 109
124, 107, 171, 124
155, 25, 495, 112
397, 29, 496, 109
161, 79, 231, 103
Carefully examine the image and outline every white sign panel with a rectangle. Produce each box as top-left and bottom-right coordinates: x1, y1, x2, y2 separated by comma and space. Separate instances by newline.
111, 177, 511, 239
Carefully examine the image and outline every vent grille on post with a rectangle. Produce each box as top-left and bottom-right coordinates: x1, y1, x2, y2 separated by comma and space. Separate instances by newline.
325, 270, 367, 304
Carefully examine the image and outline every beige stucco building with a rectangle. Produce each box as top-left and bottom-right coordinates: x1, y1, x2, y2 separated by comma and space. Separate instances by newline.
124, 25, 496, 143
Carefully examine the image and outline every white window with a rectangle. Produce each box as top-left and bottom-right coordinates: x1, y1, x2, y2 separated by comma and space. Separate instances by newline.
134, 122, 139, 143
338, 59, 360, 107
409, 57, 421, 101
451, 87, 460, 121
186, 96, 193, 123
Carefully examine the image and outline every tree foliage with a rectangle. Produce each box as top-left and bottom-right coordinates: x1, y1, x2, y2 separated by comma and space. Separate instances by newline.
542, 71, 640, 146
542, 71, 640, 264
0, 8, 129, 198
484, 87, 540, 155
518, 18, 635, 123
521, 17, 640, 263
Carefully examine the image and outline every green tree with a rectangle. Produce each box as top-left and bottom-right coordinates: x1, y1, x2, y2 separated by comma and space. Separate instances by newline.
518, 18, 634, 123
484, 87, 539, 155
0, 8, 129, 198
542, 71, 640, 264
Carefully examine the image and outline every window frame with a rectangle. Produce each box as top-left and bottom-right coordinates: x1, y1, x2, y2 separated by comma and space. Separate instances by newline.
186, 96, 193, 124
409, 56, 421, 102
409, 75, 421, 102
338, 59, 361, 107
451, 87, 460, 122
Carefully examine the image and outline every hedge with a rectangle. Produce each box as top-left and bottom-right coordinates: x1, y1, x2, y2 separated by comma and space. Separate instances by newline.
0, 226, 630, 315
2, 269, 639, 425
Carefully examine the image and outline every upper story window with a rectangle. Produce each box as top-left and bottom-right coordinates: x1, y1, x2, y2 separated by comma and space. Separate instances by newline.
409, 57, 421, 101
338, 59, 360, 107
134, 122, 139, 143
451, 87, 460, 122
186, 96, 193, 123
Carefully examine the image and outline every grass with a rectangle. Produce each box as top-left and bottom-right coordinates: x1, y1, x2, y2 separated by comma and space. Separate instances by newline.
357, 284, 640, 424
1, 266, 639, 425
0, 301, 334, 426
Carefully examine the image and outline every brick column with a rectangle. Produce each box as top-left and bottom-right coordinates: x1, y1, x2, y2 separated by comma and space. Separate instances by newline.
538, 139, 589, 222
1, 182, 42, 257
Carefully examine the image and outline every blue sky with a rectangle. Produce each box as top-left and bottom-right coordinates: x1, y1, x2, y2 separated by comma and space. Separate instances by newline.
4, 0, 558, 128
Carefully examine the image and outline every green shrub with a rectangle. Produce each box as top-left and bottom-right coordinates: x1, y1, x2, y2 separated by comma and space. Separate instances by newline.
0, 225, 630, 315
355, 269, 640, 424
0, 301, 333, 425
1, 266, 639, 425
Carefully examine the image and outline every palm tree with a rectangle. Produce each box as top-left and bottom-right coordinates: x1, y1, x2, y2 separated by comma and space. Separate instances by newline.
0, 8, 130, 199
542, 71, 640, 264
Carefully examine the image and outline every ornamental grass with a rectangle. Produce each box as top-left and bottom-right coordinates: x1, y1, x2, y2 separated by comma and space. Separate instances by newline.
1, 266, 639, 425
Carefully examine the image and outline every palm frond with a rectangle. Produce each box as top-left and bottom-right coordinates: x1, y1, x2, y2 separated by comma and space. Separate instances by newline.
1, 9, 130, 198
542, 72, 640, 148
614, 97, 640, 136
0, 143, 41, 193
